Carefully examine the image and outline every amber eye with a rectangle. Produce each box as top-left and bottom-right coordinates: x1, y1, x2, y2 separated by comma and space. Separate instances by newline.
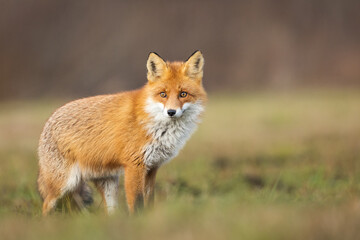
160, 92, 167, 98
180, 91, 188, 98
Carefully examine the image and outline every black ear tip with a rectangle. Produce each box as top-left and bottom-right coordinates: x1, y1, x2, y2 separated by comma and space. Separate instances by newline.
186, 50, 202, 61
148, 52, 162, 58
192, 50, 201, 55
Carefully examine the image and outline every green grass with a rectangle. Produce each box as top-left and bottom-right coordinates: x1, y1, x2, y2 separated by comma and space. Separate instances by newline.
0, 90, 360, 239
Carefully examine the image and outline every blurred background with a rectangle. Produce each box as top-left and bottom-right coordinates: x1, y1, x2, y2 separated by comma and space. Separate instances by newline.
1, 1, 360, 240
0, 0, 359, 99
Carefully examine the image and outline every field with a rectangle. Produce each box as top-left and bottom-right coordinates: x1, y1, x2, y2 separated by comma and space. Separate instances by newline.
0, 90, 360, 239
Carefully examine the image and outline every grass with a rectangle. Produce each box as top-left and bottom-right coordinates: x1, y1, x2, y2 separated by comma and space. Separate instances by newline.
0, 89, 360, 239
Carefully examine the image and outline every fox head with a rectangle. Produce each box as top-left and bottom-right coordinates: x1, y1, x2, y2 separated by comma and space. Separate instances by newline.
144, 51, 207, 120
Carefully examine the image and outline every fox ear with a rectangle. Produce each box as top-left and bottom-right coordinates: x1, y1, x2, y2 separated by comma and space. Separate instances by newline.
184, 50, 204, 79
147, 52, 167, 82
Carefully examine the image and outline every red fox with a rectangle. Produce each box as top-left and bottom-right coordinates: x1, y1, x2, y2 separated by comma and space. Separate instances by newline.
37, 51, 207, 215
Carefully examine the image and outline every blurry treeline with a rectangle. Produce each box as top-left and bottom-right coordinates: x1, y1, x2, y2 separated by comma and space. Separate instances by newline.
0, 0, 359, 99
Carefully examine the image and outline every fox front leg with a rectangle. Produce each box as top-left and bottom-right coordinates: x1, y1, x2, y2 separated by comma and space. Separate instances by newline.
124, 166, 146, 214
144, 167, 158, 208
124, 166, 158, 214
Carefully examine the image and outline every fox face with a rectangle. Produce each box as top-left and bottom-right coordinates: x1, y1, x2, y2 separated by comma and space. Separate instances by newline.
144, 51, 207, 120
142, 51, 207, 167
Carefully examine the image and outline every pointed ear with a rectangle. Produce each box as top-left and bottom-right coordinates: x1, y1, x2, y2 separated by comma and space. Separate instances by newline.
184, 50, 204, 79
147, 52, 167, 82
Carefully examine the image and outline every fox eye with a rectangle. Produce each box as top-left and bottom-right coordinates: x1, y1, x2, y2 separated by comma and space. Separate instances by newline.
160, 92, 167, 98
180, 91, 188, 98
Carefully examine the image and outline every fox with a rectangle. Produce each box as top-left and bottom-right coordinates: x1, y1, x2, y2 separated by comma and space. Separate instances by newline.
37, 50, 207, 215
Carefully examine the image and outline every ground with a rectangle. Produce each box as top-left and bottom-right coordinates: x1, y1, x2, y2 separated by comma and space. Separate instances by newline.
0, 89, 359, 239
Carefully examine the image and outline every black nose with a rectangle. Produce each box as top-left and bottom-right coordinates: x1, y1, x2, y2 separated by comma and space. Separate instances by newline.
167, 109, 176, 117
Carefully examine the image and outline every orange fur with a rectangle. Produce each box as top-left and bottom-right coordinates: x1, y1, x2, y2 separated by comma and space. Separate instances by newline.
38, 51, 207, 215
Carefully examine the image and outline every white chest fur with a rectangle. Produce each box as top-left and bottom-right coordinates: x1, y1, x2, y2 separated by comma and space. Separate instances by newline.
143, 98, 204, 168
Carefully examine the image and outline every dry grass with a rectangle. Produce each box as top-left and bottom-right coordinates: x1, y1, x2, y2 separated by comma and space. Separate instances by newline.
0, 90, 360, 239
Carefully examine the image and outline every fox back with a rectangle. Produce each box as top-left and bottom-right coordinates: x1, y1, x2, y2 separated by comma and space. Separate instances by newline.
38, 51, 207, 215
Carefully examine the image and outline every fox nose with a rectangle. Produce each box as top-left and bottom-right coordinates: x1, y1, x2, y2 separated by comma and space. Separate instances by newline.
167, 109, 176, 117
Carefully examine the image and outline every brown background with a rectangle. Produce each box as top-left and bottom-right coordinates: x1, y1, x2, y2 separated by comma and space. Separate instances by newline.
1, 0, 359, 99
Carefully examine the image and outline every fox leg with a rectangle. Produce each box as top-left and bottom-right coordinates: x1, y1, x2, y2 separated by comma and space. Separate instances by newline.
71, 181, 92, 214
42, 194, 59, 216
38, 168, 66, 216
124, 166, 146, 214
144, 167, 158, 208
124, 166, 158, 214
75, 181, 93, 206
93, 176, 119, 214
